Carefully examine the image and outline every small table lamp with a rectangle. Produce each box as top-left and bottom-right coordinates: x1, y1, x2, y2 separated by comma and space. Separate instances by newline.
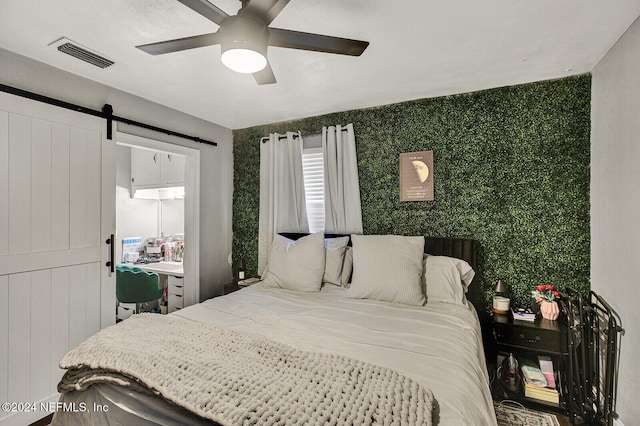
492, 279, 510, 313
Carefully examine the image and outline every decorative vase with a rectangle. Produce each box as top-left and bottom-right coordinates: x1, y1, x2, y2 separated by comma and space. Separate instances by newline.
540, 300, 560, 320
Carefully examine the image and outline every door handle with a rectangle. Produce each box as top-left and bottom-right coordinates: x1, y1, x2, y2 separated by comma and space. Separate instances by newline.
106, 234, 115, 273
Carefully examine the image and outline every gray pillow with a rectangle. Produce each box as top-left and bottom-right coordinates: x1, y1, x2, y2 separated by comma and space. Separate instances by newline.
346, 234, 426, 305
262, 233, 326, 292
422, 254, 475, 306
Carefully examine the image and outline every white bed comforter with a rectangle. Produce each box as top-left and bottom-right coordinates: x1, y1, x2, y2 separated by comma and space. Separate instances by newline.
58, 313, 434, 425
174, 283, 496, 425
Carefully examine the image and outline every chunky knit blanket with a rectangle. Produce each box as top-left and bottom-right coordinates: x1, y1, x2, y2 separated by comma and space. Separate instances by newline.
58, 314, 434, 425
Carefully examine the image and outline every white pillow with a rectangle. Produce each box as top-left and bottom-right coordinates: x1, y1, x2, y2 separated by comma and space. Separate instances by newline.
346, 235, 425, 306
422, 254, 475, 305
262, 233, 326, 292
323, 236, 350, 286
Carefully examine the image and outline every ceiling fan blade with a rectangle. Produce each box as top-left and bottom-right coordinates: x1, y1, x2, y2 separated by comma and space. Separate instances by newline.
268, 28, 369, 56
253, 60, 277, 85
176, 0, 229, 26
137, 32, 221, 55
240, 0, 290, 25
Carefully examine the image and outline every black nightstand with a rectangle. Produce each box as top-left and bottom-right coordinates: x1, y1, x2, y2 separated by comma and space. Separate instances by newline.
222, 281, 240, 295
223, 278, 261, 295
491, 312, 570, 413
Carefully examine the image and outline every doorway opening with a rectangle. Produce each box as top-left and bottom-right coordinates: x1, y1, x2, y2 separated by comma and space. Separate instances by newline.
114, 132, 200, 319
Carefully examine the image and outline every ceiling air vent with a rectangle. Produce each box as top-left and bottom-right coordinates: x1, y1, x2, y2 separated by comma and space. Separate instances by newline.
50, 37, 114, 69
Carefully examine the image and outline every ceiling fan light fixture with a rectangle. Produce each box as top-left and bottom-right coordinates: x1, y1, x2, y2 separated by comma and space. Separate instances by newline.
221, 47, 266, 73
219, 15, 268, 74
137, 1, 369, 85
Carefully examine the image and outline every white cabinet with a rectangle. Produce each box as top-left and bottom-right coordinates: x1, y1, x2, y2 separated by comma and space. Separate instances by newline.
131, 148, 185, 190
161, 153, 185, 185
131, 149, 161, 187
168, 275, 184, 313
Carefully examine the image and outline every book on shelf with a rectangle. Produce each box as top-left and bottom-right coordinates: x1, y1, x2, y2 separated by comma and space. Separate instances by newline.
521, 365, 547, 387
511, 307, 536, 321
538, 355, 556, 388
238, 277, 260, 287
523, 379, 560, 404
524, 384, 559, 404
521, 358, 560, 404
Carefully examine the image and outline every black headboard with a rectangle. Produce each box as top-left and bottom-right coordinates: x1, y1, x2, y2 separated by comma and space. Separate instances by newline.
278, 233, 481, 309
424, 237, 477, 271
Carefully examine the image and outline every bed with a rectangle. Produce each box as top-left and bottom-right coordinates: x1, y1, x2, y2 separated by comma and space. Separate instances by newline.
52, 234, 496, 425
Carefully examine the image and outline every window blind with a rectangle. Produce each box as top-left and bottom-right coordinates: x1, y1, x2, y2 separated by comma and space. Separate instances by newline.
302, 146, 325, 233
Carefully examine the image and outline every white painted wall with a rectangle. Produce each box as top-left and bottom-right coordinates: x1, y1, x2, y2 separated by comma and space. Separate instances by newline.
591, 15, 640, 426
162, 199, 185, 236
0, 47, 234, 300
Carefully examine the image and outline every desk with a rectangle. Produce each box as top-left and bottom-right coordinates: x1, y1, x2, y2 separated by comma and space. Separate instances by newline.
135, 261, 184, 277
135, 262, 184, 312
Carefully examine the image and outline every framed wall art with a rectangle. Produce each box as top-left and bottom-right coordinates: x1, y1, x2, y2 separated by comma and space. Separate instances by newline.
400, 150, 434, 201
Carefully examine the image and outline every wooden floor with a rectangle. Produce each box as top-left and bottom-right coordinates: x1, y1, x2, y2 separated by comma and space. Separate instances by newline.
555, 413, 574, 425
28, 414, 53, 426
556, 413, 587, 426
29, 408, 577, 425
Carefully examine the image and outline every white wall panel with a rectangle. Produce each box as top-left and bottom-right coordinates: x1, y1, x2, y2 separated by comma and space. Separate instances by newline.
0, 247, 100, 277
85, 263, 101, 338
7, 273, 30, 403
30, 270, 51, 401
50, 267, 70, 394
30, 119, 52, 253
68, 264, 87, 349
69, 128, 87, 250
0, 111, 8, 256
8, 114, 31, 255
51, 124, 70, 251
86, 131, 101, 248
0, 275, 8, 417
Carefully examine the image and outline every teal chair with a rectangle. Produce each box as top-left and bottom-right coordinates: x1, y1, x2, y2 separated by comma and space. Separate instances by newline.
116, 266, 163, 316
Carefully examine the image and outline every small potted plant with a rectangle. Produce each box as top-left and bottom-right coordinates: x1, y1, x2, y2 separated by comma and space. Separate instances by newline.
534, 284, 561, 320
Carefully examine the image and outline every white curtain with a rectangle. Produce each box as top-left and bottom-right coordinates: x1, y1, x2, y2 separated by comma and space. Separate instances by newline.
322, 123, 363, 234
258, 131, 309, 275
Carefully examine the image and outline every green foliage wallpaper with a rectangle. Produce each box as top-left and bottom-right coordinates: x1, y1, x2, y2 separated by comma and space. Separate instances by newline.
232, 76, 591, 310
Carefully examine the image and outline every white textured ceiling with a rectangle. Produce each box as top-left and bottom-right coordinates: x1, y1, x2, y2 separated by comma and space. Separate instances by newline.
1, 0, 639, 129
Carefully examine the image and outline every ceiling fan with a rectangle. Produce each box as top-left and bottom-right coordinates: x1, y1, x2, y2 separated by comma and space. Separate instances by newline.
136, 0, 370, 85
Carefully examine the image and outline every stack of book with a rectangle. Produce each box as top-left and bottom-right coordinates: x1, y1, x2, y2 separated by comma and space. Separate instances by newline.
521, 359, 560, 404
238, 277, 260, 287
511, 307, 536, 322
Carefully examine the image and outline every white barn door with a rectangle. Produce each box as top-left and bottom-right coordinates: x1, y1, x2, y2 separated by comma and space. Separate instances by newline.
0, 92, 115, 425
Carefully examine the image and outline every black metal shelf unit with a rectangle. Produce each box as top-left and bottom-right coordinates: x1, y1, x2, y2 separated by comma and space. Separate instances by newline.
562, 289, 624, 426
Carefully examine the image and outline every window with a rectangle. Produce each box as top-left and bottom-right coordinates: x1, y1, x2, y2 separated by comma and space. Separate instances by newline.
302, 138, 325, 233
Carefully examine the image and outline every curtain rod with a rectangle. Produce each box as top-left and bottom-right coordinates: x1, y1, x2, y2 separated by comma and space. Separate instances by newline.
260, 127, 348, 143
261, 133, 301, 143
0, 83, 217, 146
